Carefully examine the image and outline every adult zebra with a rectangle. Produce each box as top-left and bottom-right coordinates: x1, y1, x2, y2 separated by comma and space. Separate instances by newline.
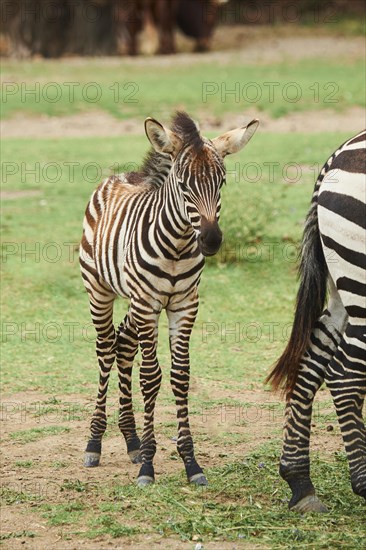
267, 130, 366, 512
80, 112, 259, 486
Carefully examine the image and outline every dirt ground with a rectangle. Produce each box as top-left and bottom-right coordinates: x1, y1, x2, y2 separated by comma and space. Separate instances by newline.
2, 105, 365, 140
1, 381, 343, 550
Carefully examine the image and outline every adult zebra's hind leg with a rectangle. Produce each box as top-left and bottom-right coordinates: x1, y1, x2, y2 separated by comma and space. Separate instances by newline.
281, 284, 347, 512
116, 311, 141, 464
326, 322, 366, 500
167, 296, 207, 486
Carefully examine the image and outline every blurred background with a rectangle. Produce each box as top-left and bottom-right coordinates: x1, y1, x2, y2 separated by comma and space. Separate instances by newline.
1, 0, 365, 57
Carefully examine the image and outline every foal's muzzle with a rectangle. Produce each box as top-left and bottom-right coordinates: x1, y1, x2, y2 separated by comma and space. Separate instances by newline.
198, 217, 222, 257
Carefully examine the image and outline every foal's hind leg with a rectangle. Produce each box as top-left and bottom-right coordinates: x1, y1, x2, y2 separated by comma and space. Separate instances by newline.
116, 311, 141, 464
83, 271, 117, 467
281, 283, 347, 512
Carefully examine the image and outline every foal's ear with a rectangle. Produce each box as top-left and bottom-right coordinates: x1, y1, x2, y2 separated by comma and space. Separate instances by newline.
145, 118, 182, 156
212, 119, 259, 158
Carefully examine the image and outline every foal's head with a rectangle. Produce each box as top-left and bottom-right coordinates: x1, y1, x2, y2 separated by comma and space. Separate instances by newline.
145, 112, 259, 257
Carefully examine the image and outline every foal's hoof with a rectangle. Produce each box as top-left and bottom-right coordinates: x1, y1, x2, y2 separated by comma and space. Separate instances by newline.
136, 475, 155, 488
128, 449, 142, 464
290, 494, 328, 513
84, 452, 101, 468
189, 473, 208, 486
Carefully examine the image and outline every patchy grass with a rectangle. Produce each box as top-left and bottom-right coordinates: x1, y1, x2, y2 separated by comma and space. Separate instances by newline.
0, 486, 41, 505
51, 460, 68, 469
86, 515, 141, 539
41, 502, 86, 526
0, 530, 36, 541
2, 442, 364, 547
9, 426, 70, 444
1, 56, 364, 120
15, 460, 34, 468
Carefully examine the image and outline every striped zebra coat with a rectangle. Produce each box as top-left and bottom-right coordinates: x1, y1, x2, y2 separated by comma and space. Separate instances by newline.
80, 112, 259, 486
267, 130, 366, 512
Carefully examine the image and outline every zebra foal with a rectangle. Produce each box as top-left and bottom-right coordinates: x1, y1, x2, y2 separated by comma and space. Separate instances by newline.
80, 111, 259, 486
267, 130, 366, 512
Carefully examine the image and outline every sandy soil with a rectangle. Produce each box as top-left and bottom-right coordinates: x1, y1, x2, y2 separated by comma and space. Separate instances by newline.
1, 106, 365, 140
1, 381, 343, 549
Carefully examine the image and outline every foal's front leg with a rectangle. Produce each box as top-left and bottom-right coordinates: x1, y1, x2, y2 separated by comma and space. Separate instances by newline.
167, 295, 207, 486
131, 303, 162, 487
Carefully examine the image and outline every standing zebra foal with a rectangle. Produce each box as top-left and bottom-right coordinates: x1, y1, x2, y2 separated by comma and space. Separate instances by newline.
80, 112, 259, 486
267, 130, 366, 512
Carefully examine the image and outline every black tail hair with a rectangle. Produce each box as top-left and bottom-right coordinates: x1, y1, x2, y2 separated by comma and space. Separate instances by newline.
266, 188, 328, 396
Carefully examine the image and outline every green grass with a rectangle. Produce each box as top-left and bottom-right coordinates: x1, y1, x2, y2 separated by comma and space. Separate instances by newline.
0, 531, 36, 541
9, 426, 70, 444
0, 131, 351, 397
51, 460, 68, 469
15, 460, 34, 468
1, 56, 364, 120
86, 515, 140, 539
0, 486, 41, 505
41, 502, 86, 527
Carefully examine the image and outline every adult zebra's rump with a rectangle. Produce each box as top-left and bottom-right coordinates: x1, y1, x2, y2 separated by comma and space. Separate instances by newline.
80, 111, 259, 486
267, 130, 366, 512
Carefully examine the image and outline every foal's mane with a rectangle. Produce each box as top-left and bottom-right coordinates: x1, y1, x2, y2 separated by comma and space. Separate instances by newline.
171, 111, 204, 153
125, 111, 203, 187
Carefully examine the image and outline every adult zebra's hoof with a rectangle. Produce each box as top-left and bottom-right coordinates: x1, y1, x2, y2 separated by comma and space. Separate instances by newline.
189, 473, 208, 486
84, 452, 101, 467
290, 494, 328, 513
136, 475, 155, 488
128, 449, 142, 464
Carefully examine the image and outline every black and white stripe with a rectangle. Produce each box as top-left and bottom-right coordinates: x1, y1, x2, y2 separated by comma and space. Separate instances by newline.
80, 111, 259, 486
267, 130, 366, 512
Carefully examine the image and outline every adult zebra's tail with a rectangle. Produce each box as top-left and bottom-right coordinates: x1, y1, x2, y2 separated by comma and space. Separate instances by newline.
266, 176, 329, 396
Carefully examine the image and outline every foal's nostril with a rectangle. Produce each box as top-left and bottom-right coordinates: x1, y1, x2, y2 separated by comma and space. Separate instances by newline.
199, 218, 222, 256
202, 230, 222, 250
